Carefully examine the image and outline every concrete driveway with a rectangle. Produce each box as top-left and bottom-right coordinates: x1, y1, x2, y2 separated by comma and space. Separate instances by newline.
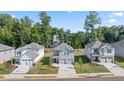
102, 63, 124, 76
5, 65, 30, 78
57, 64, 77, 78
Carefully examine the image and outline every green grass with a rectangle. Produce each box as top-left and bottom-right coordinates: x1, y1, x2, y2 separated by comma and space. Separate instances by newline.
115, 56, 124, 68
0, 62, 16, 74
74, 55, 109, 73
28, 57, 58, 74
28, 62, 58, 74
74, 62, 109, 73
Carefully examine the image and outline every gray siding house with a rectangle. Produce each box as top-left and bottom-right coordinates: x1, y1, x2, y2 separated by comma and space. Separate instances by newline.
12, 42, 44, 66
0, 44, 15, 63
52, 43, 74, 64
112, 40, 124, 58
84, 40, 115, 63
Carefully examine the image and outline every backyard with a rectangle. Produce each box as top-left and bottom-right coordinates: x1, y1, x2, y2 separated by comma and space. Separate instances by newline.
0, 61, 16, 74
74, 55, 109, 73
28, 57, 58, 74
115, 56, 124, 68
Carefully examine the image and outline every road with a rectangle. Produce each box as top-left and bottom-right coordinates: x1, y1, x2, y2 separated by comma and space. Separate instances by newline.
1, 76, 124, 81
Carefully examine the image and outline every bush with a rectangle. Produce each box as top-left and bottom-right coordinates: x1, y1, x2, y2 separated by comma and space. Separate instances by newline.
42, 57, 51, 65
75, 55, 90, 64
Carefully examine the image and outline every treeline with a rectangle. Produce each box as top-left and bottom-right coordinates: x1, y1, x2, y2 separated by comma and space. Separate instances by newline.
0, 11, 124, 48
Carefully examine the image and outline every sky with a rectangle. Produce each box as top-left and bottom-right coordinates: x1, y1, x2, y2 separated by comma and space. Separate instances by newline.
0, 11, 124, 32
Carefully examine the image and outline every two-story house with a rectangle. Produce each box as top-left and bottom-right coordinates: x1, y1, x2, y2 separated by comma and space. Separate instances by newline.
0, 44, 15, 63
12, 42, 44, 66
84, 40, 115, 63
52, 43, 74, 65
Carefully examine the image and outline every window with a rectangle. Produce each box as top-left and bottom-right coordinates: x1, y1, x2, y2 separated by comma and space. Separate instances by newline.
64, 51, 69, 55
107, 49, 112, 53
94, 49, 98, 53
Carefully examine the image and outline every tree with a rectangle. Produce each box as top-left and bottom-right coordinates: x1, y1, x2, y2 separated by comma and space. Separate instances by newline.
39, 11, 52, 48
84, 11, 101, 41
20, 16, 33, 46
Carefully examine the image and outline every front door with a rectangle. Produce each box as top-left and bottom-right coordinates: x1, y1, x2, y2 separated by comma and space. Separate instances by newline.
95, 57, 99, 62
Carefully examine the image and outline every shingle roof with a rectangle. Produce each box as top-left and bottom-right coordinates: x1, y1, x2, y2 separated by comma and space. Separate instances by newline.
86, 40, 102, 48
17, 42, 44, 52
53, 43, 74, 51
25, 42, 44, 50
112, 40, 124, 47
85, 40, 110, 49
0, 44, 14, 52
12, 50, 39, 60
24, 50, 38, 60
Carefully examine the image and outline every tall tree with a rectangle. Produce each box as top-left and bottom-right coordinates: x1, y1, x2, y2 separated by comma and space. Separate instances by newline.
84, 11, 101, 41
39, 11, 52, 48
20, 16, 33, 46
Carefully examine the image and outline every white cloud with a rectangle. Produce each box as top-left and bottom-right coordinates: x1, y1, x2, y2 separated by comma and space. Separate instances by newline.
67, 11, 72, 13
11, 15, 17, 18
108, 19, 117, 23
113, 12, 124, 16
109, 12, 124, 17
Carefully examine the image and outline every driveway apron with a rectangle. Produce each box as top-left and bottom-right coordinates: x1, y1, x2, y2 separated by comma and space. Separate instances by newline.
57, 64, 77, 78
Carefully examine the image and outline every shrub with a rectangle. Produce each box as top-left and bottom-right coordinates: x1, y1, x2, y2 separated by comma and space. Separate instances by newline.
42, 57, 51, 65
75, 55, 90, 64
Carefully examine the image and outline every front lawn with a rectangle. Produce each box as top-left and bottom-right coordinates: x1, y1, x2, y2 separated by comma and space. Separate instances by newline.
74, 55, 109, 73
74, 62, 109, 73
115, 56, 124, 68
28, 57, 58, 74
28, 62, 58, 74
0, 61, 16, 74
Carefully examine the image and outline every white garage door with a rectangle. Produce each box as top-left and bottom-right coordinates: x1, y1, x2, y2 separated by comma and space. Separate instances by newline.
21, 59, 32, 66
101, 58, 112, 63
60, 59, 73, 64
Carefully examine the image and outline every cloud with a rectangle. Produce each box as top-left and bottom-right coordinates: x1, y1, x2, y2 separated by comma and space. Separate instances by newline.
11, 15, 17, 18
108, 19, 117, 23
67, 11, 72, 13
113, 12, 124, 16
109, 12, 124, 17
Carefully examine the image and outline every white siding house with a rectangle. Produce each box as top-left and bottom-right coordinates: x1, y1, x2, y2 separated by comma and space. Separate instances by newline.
12, 42, 44, 66
85, 40, 115, 63
52, 43, 74, 65
0, 44, 15, 63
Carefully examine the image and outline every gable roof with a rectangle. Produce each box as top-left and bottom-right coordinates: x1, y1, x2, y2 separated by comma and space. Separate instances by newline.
53, 43, 74, 51
24, 50, 39, 60
112, 40, 124, 47
86, 40, 102, 48
17, 42, 44, 52
0, 44, 14, 52
85, 40, 112, 49
12, 50, 38, 60
25, 42, 44, 50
